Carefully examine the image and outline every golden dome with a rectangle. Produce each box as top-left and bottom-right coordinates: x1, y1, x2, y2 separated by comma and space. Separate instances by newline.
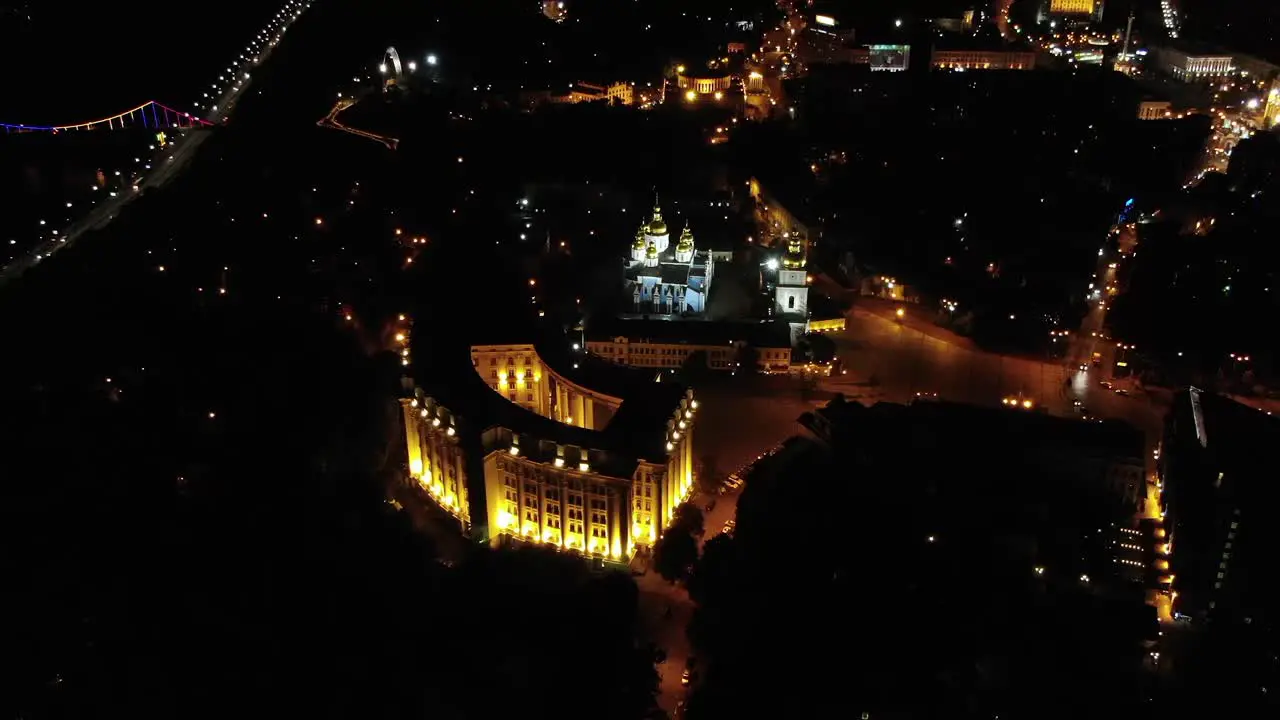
632, 226, 647, 250
646, 205, 667, 236
676, 226, 694, 252
645, 241, 658, 259
782, 237, 805, 268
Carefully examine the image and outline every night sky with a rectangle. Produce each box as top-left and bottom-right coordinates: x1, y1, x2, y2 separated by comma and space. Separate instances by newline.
0, 3, 276, 122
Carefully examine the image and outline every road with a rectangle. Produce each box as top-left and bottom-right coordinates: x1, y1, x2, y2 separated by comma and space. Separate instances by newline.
0, 124, 216, 283
822, 210, 1161, 439
636, 387, 819, 716
825, 299, 1164, 434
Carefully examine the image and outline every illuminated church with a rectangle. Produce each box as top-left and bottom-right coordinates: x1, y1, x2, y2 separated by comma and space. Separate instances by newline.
623, 200, 715, 316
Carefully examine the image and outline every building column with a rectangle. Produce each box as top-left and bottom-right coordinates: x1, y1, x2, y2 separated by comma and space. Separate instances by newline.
684, 425, 694, 493
402, 401, 423, 479
583, 394, 595, 429
538, 481, 548, 543
427, 433, 438, 487
610, 489, 623, 559
682, 430, 691, 496
559, 479, 569, 548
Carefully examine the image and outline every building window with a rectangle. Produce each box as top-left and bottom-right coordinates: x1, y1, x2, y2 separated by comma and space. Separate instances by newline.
788, 295, 796, 310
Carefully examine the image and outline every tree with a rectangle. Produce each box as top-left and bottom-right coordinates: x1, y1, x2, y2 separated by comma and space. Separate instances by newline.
653, 529, 698, 583
672, 501, 705, 536
734, 344, 759, 375
697, 453, 721, 494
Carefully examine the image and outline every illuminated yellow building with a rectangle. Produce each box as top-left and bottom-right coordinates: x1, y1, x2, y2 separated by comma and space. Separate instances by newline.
401, 340, 698, 562
676, 73, 732, 95
931, 49, 1036, 71
1048, 0, 1097, 15
806, 316, 846, 333
586, 318, 794, 374
1265, 80, 1280, 128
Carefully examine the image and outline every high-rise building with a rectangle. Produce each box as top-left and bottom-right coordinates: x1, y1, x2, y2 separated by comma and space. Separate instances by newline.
1151, 45, 1234, 81
1041, 0, 1103, 23
1049, 0, 1098, 16
1159, 389, 1280, 623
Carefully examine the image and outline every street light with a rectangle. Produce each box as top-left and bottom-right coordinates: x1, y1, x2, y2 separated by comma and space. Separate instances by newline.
426, 54, 438, 66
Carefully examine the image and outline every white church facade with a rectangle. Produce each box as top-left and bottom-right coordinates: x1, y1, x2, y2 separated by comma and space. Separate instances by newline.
623, 201, 716, 316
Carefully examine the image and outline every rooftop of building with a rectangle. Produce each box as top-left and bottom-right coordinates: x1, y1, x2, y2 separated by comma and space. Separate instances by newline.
1158, 41, 1234, 59
805, 395, 1144, 461
586, 316, 794, 350
1169, 388, 1280, 471
412, 327, 690, 476
625, 256, 711, 286
532, 331, 661, 401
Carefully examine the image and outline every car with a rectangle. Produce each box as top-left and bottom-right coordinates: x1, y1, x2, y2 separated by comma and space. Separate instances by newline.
1100, 380, 1113, 389
1114, 388, 1129, 396
1078, 364, 1088, 371
721, 519, 736, 534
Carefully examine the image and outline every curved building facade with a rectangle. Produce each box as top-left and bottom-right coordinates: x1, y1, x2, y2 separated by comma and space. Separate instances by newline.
401, 339, 698, 563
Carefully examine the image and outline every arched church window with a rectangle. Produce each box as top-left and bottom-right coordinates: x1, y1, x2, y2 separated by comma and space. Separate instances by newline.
788, 295, 796, 309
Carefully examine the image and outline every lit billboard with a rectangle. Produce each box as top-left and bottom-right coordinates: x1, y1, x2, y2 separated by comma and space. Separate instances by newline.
868, 44, 910, 72
814, 14, 837, 27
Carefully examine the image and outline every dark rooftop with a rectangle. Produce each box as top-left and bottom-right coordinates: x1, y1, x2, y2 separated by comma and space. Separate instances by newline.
586, 317, 794, 349
1169, 388, 1280, 475
534, 331, 662, 401
1160, 41, 1234, 58
805, 396, 1144, 461
411, 324, 692, 476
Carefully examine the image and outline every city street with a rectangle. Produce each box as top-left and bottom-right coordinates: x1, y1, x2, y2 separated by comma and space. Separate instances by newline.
825, 299, 1165, 437
637, 388, 817, 715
